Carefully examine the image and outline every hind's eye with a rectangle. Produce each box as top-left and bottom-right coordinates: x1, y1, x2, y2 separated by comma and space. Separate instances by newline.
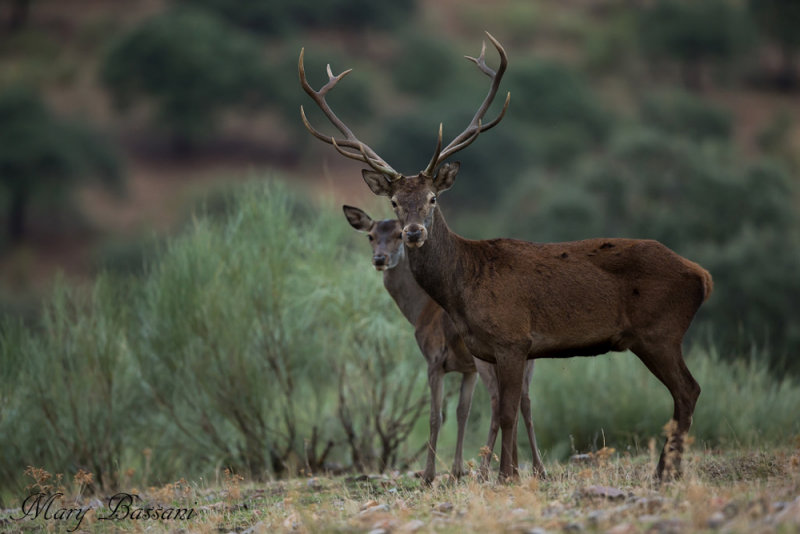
368, 235, 374, 241
391, 200, 398, 209
430, 196, 437, 205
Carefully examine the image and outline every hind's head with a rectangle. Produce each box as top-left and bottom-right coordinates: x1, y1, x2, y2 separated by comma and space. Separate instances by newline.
342, 205, 404, 271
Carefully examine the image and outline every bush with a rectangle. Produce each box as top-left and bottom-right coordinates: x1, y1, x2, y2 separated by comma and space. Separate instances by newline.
522, 346, 800, 461
0, 277, 144, 493
0, 86, 121, 242
101, 8, 268, 152
637, 0, 755, 89
640, 90, 732, 142
506, 59, 611, 142
496, 130, 800, 373
176, 0, 417, 35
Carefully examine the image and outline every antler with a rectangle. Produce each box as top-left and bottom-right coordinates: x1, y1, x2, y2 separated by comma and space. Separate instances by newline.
298, 49, 402, 180
422, 32, 510, 177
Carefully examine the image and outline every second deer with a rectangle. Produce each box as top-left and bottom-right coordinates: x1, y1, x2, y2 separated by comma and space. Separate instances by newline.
343, 205, 545, 483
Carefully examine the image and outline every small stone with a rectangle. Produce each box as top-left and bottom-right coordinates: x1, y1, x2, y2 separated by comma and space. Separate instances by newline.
359, 504, 390, 516
306, 477, 323, 490
580, 485, 626, 501
399, 519, 426, 532
707, 511, 726, 529
360, 500, 380, 511
606, 523, 637, 534
647, 518, 684, 534
435, 502, 454, 513
587, 510, 606, 525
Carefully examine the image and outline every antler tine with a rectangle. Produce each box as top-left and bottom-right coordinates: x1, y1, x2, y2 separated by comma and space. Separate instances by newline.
298, 48, 402, 181
421, 124, 443, 177
425, 32, 510, 175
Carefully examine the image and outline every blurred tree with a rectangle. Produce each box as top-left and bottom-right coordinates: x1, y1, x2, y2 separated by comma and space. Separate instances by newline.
175, 0, 416, 35
640, 90, 732, 142
101, 8, 268, 153
5, 0, 32, 32
638, 0, 755, 90
748, 0, 800, 90
497, 130, 800, 372
0, 87, 121, 243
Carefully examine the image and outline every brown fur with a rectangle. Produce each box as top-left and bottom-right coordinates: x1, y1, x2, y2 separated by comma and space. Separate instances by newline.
343, 206, 546, 483
361, 167, 712, 481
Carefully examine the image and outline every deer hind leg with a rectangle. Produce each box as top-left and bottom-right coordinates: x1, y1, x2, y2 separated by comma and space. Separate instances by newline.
475, 359, 499, 481
494, 350, 527, 482
632, 341, 701, 481
423, 368, 445, 485
520, 360, 546, 478
452, 371, 478, 479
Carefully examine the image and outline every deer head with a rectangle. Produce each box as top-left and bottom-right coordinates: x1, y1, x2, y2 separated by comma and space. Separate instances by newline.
300, 32, 509, 247
342, 205, 404, 270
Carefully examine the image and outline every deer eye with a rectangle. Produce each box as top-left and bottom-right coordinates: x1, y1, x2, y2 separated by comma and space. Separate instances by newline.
367, 235, 374, 241
391, 200, 398, 209
430, 196, 437, 205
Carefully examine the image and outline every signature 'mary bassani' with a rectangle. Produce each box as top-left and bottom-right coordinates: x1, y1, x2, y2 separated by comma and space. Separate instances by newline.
300, 33, 713, 482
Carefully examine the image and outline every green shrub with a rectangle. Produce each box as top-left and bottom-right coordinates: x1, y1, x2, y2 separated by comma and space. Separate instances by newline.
0, 277, 144, 493
496, 130, 800, 373
637, 0, 755, 89
640, 90, 732, 142
176, 0, 417, 35
516, 346, 800, 462
101, 8, 268, 151
0, 86, 121, 242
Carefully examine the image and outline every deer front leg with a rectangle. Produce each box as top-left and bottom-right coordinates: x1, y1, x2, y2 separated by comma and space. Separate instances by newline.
495, 350, 526, 482
452, 371, 478, 479
423, 368, 445, 485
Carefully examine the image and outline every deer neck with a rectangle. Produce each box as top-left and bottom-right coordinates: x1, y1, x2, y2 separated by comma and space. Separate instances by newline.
405, 206, 464, 310
382, 248, 430, 326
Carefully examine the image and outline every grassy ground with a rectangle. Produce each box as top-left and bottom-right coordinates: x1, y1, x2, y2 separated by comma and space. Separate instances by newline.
3, 446, 798, 533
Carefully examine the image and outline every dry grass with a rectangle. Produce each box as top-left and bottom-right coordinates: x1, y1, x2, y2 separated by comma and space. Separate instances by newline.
3, 446, 799, 533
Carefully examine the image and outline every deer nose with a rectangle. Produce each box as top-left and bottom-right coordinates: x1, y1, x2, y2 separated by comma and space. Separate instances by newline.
404, 224, 425, 243
373, 254, 387, 268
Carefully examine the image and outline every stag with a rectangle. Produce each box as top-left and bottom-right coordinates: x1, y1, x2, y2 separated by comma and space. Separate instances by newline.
342, 205, 545, 483
300, 33, 713, 481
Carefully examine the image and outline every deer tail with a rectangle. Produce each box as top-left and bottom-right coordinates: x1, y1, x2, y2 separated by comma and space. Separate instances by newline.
699, 267, 713, 302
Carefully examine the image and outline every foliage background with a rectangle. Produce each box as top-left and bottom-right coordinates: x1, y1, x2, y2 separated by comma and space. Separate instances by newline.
1, 0, 800, 501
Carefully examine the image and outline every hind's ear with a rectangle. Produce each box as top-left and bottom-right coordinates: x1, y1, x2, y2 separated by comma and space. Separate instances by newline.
362, 170, 395, 197
342, 205, 373, 232
433, 162, 459, 193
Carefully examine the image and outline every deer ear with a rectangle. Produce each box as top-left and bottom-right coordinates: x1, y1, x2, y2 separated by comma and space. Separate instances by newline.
433, 162, 459, 193
361, 169, 395, 197
342, 205, 373, 232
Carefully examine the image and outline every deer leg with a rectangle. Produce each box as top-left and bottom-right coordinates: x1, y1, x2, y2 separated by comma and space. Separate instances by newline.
495, 351, 526, 482
476, 359, 499, 481
423, 367, 445, 485
452, 371, 478, 479
520, 360, 546, 478
632, 341, 700, 481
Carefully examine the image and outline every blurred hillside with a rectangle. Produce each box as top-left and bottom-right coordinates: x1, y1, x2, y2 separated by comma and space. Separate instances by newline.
1, 0, 800, 370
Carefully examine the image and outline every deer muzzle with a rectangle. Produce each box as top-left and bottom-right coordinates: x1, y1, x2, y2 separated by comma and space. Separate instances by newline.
403, 224, 428, 248
372, 254, 388, 270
